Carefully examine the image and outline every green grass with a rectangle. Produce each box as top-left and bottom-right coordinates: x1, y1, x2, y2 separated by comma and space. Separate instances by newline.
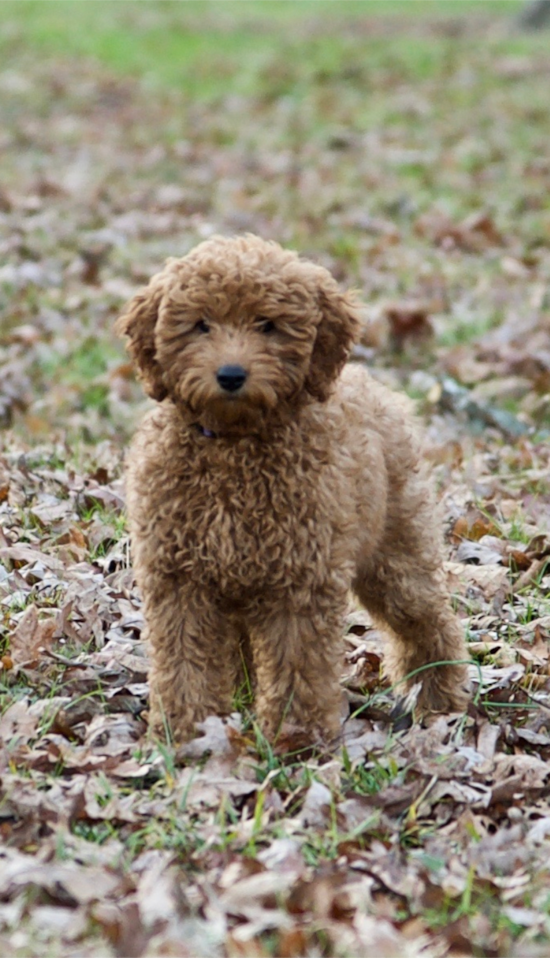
38, 336, 121, 387
0, 0, 525, 99
437, 311, 503, 349
342, 755, 397, 796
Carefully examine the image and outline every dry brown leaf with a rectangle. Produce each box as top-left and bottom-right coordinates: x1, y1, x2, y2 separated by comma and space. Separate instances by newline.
9, 604, 57, 666
0, 699, 38, 743
451, 511, 501, 543
384, 300, 434, 349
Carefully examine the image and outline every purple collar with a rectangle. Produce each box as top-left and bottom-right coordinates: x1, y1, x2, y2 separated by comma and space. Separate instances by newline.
195, 423, 217, 439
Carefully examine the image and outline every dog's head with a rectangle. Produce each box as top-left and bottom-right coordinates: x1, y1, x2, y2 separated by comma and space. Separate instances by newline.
116, 235, 361, 432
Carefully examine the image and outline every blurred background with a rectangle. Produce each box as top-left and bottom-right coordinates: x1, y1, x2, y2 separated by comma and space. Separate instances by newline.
1, 0, 549, 447
3, 9, 550, 957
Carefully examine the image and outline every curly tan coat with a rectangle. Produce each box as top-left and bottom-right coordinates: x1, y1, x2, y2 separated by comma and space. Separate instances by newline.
117, 234, 469, 744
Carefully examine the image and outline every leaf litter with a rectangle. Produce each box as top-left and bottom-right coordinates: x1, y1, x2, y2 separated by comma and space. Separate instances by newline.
2, 5, 550, 956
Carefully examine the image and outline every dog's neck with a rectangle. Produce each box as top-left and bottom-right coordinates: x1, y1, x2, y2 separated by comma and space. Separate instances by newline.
181, 398, 315, 443
192, 419, 263, 441
189, 412, 289, 443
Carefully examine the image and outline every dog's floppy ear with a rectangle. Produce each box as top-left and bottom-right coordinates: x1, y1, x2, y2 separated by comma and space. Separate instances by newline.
115, 269, 172, 402
304, 273, 362, 402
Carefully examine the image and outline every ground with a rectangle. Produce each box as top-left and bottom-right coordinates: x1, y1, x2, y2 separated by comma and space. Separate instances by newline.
2, 3, 550, 956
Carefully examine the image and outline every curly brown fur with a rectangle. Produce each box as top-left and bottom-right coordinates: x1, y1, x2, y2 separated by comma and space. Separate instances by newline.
117, 234, 469, 745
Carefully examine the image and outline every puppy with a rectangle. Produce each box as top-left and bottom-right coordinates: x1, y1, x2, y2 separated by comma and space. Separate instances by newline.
117, 234, 469, 744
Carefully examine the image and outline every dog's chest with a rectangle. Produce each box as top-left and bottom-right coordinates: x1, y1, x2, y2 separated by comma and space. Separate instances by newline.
168, 436, 343, 595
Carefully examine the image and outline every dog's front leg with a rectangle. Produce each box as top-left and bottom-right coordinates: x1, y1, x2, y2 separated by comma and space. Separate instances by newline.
142, 582, 240, 743
248, 598, 346, 745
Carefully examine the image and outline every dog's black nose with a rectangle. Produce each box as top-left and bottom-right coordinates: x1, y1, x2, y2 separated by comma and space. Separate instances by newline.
216, 365, 247, 393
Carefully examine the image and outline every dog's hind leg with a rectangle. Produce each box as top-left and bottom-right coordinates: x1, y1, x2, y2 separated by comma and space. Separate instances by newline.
354, 485, 470, 714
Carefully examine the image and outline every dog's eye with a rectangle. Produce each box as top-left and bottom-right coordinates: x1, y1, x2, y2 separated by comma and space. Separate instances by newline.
256, 317, 276, 334
195, 319, 210, 334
